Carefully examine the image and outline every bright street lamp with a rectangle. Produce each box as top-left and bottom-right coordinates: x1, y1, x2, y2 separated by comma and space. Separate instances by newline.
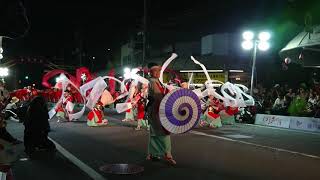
242, 30, 271, 95
241, 41, 254, 50
124, 67, 131, 74
257, 41, 270, 51
242, 31, 254, 40
258, 32, 271, 41
0, 67, 9, 77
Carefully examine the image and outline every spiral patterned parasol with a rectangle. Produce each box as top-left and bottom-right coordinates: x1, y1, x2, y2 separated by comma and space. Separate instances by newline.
159, 88, 201, 134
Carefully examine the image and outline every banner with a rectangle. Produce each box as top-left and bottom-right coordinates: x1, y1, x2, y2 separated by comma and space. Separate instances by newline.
180, 72, 225, 84
255, 114, 320, 133
289, 117, 320, 132
255, 114, 291, 128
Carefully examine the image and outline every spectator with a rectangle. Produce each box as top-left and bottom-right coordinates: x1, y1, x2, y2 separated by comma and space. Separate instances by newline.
4, 97, 19, 120
24, 96, 55, 155
272, 94, 284, 109
286, 88, 295, 99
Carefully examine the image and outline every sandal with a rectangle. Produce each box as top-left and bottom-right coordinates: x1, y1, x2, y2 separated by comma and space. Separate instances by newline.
146, 154, 161, 161
164, 156, 177, 165
135, 127, 141, 131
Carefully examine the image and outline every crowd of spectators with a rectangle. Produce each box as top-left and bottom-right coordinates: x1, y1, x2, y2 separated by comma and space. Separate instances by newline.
253, 83, 320, 117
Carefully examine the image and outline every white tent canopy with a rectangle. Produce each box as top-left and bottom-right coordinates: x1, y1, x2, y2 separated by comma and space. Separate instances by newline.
280, 25, 320, 67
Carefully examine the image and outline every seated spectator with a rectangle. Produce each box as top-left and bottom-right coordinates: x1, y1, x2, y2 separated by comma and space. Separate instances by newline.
286, 88, 295, 99
4, 97, 19, 120
271, 94, 288, 115
308, 92, 317, 107
272, 94, 284, 110
288, 92, 308, 117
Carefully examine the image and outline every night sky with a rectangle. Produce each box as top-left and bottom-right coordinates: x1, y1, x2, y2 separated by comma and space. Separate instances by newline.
1, 0, 320, 89
5, 0, 319, 57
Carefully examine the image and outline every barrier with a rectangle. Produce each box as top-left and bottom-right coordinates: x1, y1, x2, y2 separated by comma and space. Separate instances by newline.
255, 114, 320, 133
255, 114, 291, 128
289, 117, 320, 132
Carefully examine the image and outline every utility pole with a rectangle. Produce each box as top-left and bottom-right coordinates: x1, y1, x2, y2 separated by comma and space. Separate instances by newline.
142, 0, 147, 68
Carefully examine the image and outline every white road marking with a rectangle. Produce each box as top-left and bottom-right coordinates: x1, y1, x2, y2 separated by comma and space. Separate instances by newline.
224, 134, 253, 139
242, 123, 320, 136
190, 131, 320, 160
48, 137, 107, 180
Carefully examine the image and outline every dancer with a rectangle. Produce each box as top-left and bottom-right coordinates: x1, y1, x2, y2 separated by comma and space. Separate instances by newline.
55, 101, 65, 122
200, 95, 222, 128
135, 83, 148, 130
146, 62, 176, 165
87, 102, 108, 127
56, 90, 73, 122
122, 84, 137, 122
62, 90, 74, 121
220, 106, 239, 125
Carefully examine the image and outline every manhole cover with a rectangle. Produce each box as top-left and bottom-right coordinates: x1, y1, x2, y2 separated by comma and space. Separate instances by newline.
99, 164, 144, 175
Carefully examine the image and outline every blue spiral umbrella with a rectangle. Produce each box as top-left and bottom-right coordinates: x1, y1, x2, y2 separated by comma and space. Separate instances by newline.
159, 88, 201, 134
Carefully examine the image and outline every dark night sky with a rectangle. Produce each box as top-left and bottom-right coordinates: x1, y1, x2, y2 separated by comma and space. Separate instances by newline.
3, 0, 320, 59
1, 0, 320, 89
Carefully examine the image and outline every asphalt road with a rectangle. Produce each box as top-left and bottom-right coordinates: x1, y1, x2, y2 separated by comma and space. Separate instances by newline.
6, 110, 320, 180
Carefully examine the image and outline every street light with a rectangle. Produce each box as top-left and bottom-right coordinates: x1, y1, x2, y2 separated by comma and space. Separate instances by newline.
0, 37, 3, 60
124, 67, 131, 74
0, 67, 8, 77
242, 31, 271, 95
0, 67, 9, 82
124, 68, 131, 79
0, 47, 3, 60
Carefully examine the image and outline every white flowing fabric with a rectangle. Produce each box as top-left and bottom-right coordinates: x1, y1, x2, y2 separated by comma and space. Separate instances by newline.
116, 102, 132, 113
48, 108, 56, 119
79, 77, 101, 98
123, 74, 149, 106
102, 76, 130, 101
191, 56, 211, 82
48, 74, 86, 120
48, 74, 69, 120
102, 76, 127, 93
189, 56, 255, 108
86, 77, 107, 110
188, 72, 194, 89
159, 53, 178, 88
192, 88, 203, 98
66, 77, 86, 120
234, 84, 255, 106
65, 101, 75, 112
79, 75, 128, 110
49, 74, 86, 120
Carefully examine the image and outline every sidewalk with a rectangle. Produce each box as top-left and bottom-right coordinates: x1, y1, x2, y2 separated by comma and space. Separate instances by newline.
5, 120, 92, 180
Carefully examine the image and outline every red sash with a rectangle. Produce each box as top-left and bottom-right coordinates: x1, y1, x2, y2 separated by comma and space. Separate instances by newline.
156, 81, 166, 95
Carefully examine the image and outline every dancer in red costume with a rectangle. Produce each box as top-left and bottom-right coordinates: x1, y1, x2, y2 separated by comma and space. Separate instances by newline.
134, 83, 148, 130
56, 90, 74, 122
87, 102, 108, 127
200, 95, 223, 128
